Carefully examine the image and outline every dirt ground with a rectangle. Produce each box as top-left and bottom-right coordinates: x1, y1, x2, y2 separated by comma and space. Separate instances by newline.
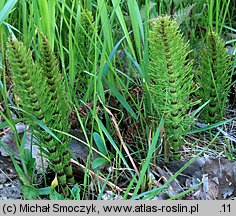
0, 155, 23, 200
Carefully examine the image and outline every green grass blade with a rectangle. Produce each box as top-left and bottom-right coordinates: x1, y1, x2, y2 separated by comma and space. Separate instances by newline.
0, 0, 17, 24
97, 0, 113, 52
98, 118, 137, 181
185, 118, 236, 135
103, 78, 137, 120
103, 35, 126, 77
127, 0, 144, 61
154, 133, 220, 199
190, 100, 210, 118
111, 0, 136, 58
132, 116, 164, 197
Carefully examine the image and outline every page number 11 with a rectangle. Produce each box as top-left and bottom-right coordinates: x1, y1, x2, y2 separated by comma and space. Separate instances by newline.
221, 204, 231, 213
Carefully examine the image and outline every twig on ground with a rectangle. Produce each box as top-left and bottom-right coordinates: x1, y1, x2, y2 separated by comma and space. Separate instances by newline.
98, 96, 140, 176
70, 158, 133, 197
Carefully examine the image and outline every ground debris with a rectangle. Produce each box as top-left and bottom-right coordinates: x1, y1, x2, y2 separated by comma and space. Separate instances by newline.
155, 156, 236, 200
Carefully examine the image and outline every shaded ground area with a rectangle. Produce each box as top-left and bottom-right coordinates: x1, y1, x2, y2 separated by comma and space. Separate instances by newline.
157, 157, 236, 200
0, 122, 236, 200
0, 155, 23, 200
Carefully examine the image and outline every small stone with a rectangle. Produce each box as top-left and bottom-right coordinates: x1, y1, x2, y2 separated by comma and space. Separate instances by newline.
0, 174, 7, 184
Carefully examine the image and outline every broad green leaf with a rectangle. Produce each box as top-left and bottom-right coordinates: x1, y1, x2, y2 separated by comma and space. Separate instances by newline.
49, 190, 65, 200
71, 184, 81, 200
38, 187, 51, 196
93, 132, 107, 156
21, 185, 39, 200
92, 157, 108, 169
